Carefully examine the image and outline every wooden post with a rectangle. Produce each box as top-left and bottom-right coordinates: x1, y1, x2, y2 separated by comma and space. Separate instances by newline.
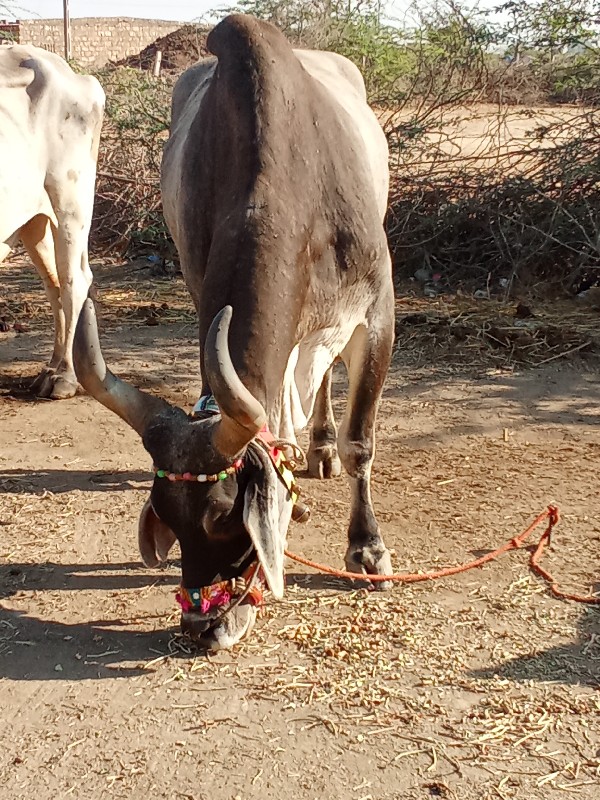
152, 49, 163, 79
63, 0, 71, 61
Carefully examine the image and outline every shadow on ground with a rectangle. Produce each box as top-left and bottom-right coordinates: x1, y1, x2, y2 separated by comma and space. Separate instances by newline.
0, 469, 151, 494
0, 559, 179, 681
471, 586, 600, 689
0, 560, 178, 597
0, 606, 178, 681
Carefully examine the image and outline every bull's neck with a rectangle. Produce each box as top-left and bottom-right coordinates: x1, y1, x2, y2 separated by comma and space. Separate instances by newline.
199, 22, 317, 412
201, 237, 306, 414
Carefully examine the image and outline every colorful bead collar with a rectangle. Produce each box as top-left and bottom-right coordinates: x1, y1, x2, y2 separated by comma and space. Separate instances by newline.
154, 395, 244, 481
153, 458, 243, 483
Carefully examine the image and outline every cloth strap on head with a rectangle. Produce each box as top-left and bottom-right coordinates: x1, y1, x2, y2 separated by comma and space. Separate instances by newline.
176, 561, 264, 614
192, 394, 220, 417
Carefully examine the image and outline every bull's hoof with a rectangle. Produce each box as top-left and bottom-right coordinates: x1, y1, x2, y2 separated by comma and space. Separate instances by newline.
307, 445, 342, 479
344, 543, 394, 592
31, 369, 78, 400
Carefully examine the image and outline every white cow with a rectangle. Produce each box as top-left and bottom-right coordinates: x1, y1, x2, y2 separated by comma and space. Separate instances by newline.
0, 44, 104, 398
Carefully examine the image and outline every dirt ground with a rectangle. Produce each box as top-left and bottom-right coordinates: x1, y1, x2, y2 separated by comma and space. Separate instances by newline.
1, 259, 599, 800
382, 104, 595, 161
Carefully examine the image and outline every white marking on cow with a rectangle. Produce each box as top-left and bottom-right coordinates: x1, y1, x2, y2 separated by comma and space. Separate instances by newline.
274, 290, 371, 441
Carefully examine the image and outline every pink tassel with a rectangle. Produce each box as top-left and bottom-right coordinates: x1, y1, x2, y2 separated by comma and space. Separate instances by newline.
175, 591, 192, 613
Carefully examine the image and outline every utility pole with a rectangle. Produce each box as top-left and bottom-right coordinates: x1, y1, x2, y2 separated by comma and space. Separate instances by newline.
63, 0, 71, 61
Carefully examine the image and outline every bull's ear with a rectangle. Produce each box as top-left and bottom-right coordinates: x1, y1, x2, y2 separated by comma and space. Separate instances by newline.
138, 499, 177, 567
243, 467, 285, 598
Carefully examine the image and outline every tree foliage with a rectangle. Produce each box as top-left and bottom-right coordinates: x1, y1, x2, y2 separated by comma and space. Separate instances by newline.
88, 1, 599, 292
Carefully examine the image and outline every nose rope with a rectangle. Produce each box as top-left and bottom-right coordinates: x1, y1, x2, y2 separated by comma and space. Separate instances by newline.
254, 427, 306, 508
266, 439, 306, 470
176, 560, 264, 624
206, 560, 264, 627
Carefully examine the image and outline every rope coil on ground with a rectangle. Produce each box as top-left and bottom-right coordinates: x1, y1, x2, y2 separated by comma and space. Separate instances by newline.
285, 505, 600, 605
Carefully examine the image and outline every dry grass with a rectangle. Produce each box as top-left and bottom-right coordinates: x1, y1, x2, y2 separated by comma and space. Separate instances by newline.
1, 258, 599, 799
394, 293, 600, 369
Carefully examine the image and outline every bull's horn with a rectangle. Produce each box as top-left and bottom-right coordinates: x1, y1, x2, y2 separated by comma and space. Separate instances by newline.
204, 306, 267, 457
74, 298, 171, 436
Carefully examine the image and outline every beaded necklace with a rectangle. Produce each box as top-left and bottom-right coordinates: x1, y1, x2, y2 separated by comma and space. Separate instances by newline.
153, 458, 243, 483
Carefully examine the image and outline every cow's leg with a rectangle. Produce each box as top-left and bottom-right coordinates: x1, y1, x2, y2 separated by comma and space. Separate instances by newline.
307, 365, 342, 479
0, 243, 12, 331
50, 223, 93, 399
42, 157, 97, 400
19, 215, 75, 398
338, 311, 393, 591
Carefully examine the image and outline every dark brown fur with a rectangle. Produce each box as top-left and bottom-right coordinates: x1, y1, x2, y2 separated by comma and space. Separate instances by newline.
172, 15, 388, 409
75, 14, 395, 648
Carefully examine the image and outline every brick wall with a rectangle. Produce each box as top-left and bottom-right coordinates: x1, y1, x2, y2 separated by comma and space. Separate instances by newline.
14, 17, 182, 66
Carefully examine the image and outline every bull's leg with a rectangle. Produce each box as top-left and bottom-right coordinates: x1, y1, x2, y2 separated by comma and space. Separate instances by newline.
338, 310, 394, 591
307, 365, 342, 479
19, 215, 74, 398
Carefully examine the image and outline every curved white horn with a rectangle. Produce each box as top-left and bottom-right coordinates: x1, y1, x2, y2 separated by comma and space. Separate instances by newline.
204, 305, 267, 457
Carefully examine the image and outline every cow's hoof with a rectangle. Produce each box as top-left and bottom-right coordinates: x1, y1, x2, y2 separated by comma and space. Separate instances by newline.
30, 368, 56, 397
307, 445, 342, 479
31, 369, 78, 400
344, 543, 394, 592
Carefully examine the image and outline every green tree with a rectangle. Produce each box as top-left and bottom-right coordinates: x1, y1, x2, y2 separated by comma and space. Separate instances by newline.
490, 0, 599, 99
493, 0, 598, 61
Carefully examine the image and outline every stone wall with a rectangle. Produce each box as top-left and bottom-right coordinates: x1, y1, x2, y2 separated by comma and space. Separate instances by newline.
11, 17, 183, 67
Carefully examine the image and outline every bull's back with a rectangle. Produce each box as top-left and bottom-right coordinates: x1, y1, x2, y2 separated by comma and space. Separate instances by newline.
162, 59, 217, 251
163, 44, 388, 245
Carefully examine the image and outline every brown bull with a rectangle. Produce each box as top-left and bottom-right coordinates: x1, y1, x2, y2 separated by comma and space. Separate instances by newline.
74, 14, 395, 650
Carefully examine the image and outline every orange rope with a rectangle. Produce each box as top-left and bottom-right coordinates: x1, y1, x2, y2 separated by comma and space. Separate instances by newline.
529, 521, 600, 604
285, 505, 599, 605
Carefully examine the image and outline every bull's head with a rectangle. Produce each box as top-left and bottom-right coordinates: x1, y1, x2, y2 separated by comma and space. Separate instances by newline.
74, 300, 292, 650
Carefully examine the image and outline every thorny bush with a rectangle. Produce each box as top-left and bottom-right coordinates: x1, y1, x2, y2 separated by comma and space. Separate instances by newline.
91, 67, 173, 257
383, 103, 600, 293
88, 2, 600, 293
